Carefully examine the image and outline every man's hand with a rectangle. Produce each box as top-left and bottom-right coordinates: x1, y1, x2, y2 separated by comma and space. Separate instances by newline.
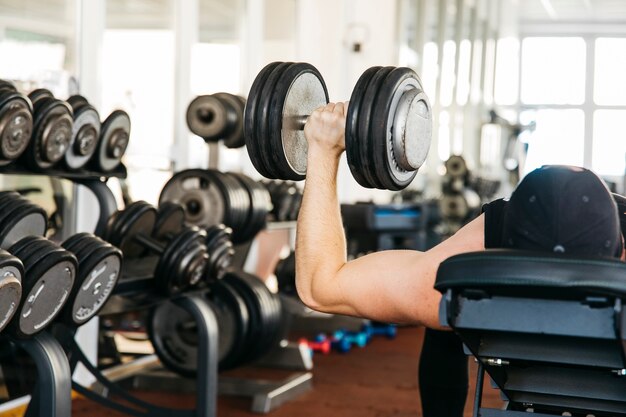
304, 102, 347, 158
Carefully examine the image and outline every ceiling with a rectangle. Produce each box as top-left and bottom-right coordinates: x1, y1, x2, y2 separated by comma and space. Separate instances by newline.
518, 0, 626, 22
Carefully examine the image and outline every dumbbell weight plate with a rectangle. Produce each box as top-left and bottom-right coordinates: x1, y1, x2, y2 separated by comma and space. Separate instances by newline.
105, 201, 157, 257
25, 97, 73, 170
0, 251, 22, 332
62, 234, 122, 325
159, 169, 225, 229
256, 62, 292, 180
0, 199, 47, 249
8, 237, 76, 337
244, 62, 282, 179
95, 110, 130, 172
371, 67, 430, 190
65, 103, 101, 170
445, 154, 468, 178
186, 95, 229, 140
359, 66, 395, 189
153, 202, 186, 241
222, 95, 246, 149
28, 89, 54, 108
66, 94, 89, 110
0, 93, 33, 164
155, 227, 208, 294
212, 93, 244, 148
148, 281, 250, 376
346, 66, 380, 189
269, 62, 329, 181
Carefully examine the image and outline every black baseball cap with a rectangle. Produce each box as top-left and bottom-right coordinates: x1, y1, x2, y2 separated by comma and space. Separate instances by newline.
502, 165, 623, 258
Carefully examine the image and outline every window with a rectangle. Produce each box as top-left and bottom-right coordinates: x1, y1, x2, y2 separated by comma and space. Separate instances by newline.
594, 38, 626, 106
592, 110, 626, 176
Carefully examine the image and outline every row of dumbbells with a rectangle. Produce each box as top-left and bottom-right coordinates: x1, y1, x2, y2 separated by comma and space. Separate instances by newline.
300, 323, 397, 355
100, 201, 234, 295
0, 191, 122, 338
0, 80, 129, 172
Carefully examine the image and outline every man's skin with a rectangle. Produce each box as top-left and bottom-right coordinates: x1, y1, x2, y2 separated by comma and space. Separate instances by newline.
295, 102, 626, 330
296, 102, 484, 330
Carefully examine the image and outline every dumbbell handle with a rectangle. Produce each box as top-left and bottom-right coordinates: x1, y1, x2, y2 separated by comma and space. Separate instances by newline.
284, 115, 309, 131
134, 233, 166, 253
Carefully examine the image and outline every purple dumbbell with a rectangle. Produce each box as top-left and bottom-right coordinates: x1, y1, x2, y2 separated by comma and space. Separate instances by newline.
361, 323, 397, 341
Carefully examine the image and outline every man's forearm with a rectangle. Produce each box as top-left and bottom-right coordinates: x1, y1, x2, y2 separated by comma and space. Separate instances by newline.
295, 147, 347, 310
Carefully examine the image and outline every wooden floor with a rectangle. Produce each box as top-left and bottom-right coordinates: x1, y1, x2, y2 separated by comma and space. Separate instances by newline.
71, 326, 504, 417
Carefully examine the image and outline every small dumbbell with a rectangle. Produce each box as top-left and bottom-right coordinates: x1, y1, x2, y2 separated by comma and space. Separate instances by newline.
0, 80, 33, 166
331, 330, 368, 353
299, 337, 330, 355
61, 233, 122, 326
361, 323, 397, 341
64, 95, 101, 170
103, 201, 208, 294
154, 202, 234, 282
24, 88, 73, 170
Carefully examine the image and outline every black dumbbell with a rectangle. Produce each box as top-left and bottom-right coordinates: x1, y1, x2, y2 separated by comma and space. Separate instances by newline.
275, 251, 296, 295
24, 88, 73, 170
61, 233, 122, 326
64, 95, 101, 170
186, 93, 246, 148
0, 191, 48, 249
7, 236, 76, 338
103, 201, 208, 294
91, 109, 130, 172
245, 62, 432, 190
0, 80, 33, 166
154, 202, 234, 282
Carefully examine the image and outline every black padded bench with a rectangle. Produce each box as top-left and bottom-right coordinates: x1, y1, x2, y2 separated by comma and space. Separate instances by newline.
436, 250, 626, 417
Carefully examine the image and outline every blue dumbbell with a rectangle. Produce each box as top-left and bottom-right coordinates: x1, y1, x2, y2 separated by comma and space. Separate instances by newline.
331, 329, 368, 352
361, 323, 397, 341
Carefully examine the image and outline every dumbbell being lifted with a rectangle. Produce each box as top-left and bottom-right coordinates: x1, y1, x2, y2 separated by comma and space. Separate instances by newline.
244, 62, 432, 190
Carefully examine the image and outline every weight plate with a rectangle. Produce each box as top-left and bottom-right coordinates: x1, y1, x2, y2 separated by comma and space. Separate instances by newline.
269, 62, 329, 180
65, 104, 101, 170
0, 251, 22, 333
11, 238, 76, 337
186, 95, 228, 140
159, 169, 226, 228
222, 94, 246, 149
275, 252, 296, 295
212, 93, 243, 147
27, 89, 53, 108
95, 110, 130, 172
229, 172, 271, 242
206, 170, 249, 243
66, 95, 89, 111
64, 238, 122, 325
445, 154, 467, 178
346, 66, 380, 188
156, 227, 208, 294
256, 62, 292, 179
0, 201, 47, 249
359, 67, 395, 189
106, 201, 157, 257
0, 95, 33, 164
371, 67, 427, 190
153, 202, 186, 241
0, 80, 16, 92
244, 62, 282, 179
25, 99, 73, 170
148, 281, 249, 376
204, 224, 233, 282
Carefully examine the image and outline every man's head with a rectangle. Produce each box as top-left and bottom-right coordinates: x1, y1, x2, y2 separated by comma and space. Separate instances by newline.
502, 165, 623, 258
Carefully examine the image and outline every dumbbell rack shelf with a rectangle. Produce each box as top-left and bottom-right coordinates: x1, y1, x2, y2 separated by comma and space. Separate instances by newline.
0, 163, 127, 181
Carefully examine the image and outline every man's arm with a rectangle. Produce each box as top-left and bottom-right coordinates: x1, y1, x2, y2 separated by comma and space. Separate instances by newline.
295, 102, 485, 329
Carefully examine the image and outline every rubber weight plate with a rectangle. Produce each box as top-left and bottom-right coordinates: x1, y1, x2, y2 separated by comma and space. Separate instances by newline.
268, 62, 329, 181
105, 201, 156, 258
345, 66, 380, 189
24, 97, 73, 170
370, 67, 431, 190
229, 172, 271, 242
155, 227, 208, 294
0, 250, 22, 332
0, 197, 47, 249
65, 100, 101, 170
186, 95, 229, 141
159, 169, 226, 229
8, 237, 76, 338
61, 234, 122, 325
244, 62, 282, 179
203, 224, 234, 282
206, 170, 250, 244
95, 110, 130, 172
153, 202, 186, 241
148, 281, 250, 376
0, 92, 33, 165
222, 95, 246, 149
